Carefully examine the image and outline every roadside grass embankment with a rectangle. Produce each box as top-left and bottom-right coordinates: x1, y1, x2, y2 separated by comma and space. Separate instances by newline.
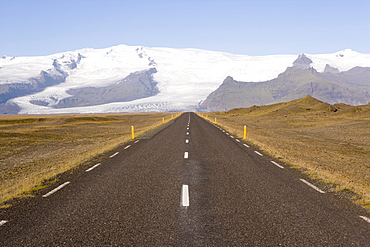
0, 113, 178, 206
200, 102, 370, 210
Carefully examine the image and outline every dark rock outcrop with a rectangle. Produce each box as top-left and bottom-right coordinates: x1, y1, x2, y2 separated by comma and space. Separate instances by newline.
293, 54, 313, 69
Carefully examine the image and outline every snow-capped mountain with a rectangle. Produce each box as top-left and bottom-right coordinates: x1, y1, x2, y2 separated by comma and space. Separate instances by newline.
1, 45, 370, 114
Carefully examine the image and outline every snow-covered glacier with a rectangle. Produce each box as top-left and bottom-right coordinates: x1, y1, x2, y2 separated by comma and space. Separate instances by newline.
1, 44, 370, 114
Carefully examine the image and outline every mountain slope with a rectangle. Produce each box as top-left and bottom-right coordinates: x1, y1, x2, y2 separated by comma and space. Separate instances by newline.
1, 46, 370, 114
200, 56, 370, 111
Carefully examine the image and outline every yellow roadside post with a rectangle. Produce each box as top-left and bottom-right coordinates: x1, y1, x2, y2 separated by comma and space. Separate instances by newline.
131, 126, 135, 139
243, 125, 247, 139
162, 117, 165, 123
214, 118, 217, 123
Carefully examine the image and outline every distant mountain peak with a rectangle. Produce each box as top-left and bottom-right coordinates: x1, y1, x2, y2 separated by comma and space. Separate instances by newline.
293, 54, 313, 69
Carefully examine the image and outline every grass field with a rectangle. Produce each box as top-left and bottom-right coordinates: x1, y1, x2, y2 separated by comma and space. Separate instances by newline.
0, 113, 177, 206
203, 96, 370, 209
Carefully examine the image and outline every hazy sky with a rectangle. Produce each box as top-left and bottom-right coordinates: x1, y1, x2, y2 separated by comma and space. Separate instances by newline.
1, 0, 369, 56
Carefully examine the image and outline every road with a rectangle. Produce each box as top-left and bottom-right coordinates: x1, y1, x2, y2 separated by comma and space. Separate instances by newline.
1, 112, 370, 246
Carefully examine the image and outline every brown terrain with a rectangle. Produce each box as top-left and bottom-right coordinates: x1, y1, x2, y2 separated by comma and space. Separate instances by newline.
0, 113, 176, 206
205, 95, 370, 209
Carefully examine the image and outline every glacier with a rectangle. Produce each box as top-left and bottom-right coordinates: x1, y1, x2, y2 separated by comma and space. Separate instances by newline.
1, 45, 370, 114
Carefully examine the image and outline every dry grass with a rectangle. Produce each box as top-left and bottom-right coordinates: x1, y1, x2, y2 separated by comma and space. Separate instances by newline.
0, 113, 177, 205
203, 98, 370, 209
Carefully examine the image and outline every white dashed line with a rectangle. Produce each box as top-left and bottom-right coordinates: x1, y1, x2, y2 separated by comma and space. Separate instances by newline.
109, 152, 119, 158
243, 144, 250, 148
42, 182, 71, 198
186, 139, 189, 144
181, 185, 189, 207
254, 151, 263, 156
124, 145, 131, 149
85, 163, 101, 172
226, 133, 229, 135
300, 179, 325, 193
186, 132, 189, 135
184, 152, 189, 159
236, 139, 240, 142
0, 220, 8, 226
271, 161, 284, 169
187, 127, 189, 130
230, 135, 234, 138
360, 216, 370, 224
134, 140, 140, 143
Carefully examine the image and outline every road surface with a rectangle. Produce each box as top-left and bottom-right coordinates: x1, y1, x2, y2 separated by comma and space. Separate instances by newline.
1, 112, 370, 245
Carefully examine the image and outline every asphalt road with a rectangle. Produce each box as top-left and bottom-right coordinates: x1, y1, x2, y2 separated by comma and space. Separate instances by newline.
1, 112, 370, 246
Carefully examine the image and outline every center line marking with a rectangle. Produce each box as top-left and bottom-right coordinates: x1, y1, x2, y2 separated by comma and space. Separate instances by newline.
184, 152, 189, 159
254, 151, 263, 156
360, 216, 370, 224
186, 132, 189, 135
300, 179, 326, 193
185, 139, 189, 143
243, 144, 250, 148
110, 152, 119, 158
42, 181, 71, 198
124, 145, 131, 149
181, 185, 189, 207
0, 220, 8, 226
86, 163, 101, 172
271, 161, 284, 169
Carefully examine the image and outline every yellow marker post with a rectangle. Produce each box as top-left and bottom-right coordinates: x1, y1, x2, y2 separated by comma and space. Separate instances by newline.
243, 125, 247, 139
214, 118, 217, 123
131, 126, 135, 139
162, 117, 165, 123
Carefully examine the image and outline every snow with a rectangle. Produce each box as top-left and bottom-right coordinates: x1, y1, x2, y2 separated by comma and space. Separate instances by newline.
2, 44, 370, 114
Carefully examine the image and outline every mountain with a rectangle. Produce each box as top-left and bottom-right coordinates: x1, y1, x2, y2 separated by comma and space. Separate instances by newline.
200, 55, 370, 111
1, 45, 370, 114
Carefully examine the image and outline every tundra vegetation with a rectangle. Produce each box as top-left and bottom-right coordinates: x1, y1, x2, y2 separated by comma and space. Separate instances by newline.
205, 96, 370, 209
0, 113, 174, 206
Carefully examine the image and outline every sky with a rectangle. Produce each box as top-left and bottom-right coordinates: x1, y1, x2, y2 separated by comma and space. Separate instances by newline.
1, 0, 369, 57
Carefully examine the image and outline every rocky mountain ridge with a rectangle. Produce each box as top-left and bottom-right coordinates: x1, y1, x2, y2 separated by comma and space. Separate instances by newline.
200, 55, 370, 111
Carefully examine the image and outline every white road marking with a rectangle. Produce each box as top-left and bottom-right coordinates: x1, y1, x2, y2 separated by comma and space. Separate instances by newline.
254, 151, 263, 156
300, 179, 325, 193
360, 216, 370, 224
243, 144, 250, 148
236, 139, 240, 142
42, 182, 71, 198
186, 132, 189, 135
0, 220, 8, 226
110, 152, 119, 158
124, 145, 131, 149
230, 135, 234, 138
187, 127, 189, 130
226, 133, 229, 135
134, 140, 140, 143
222, 130, 225, 133
85, 163, 101, 172
271, 161, 284, 169
184, 152, 189, 159
186, 139, 189, 144
181, 185, 189, 207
